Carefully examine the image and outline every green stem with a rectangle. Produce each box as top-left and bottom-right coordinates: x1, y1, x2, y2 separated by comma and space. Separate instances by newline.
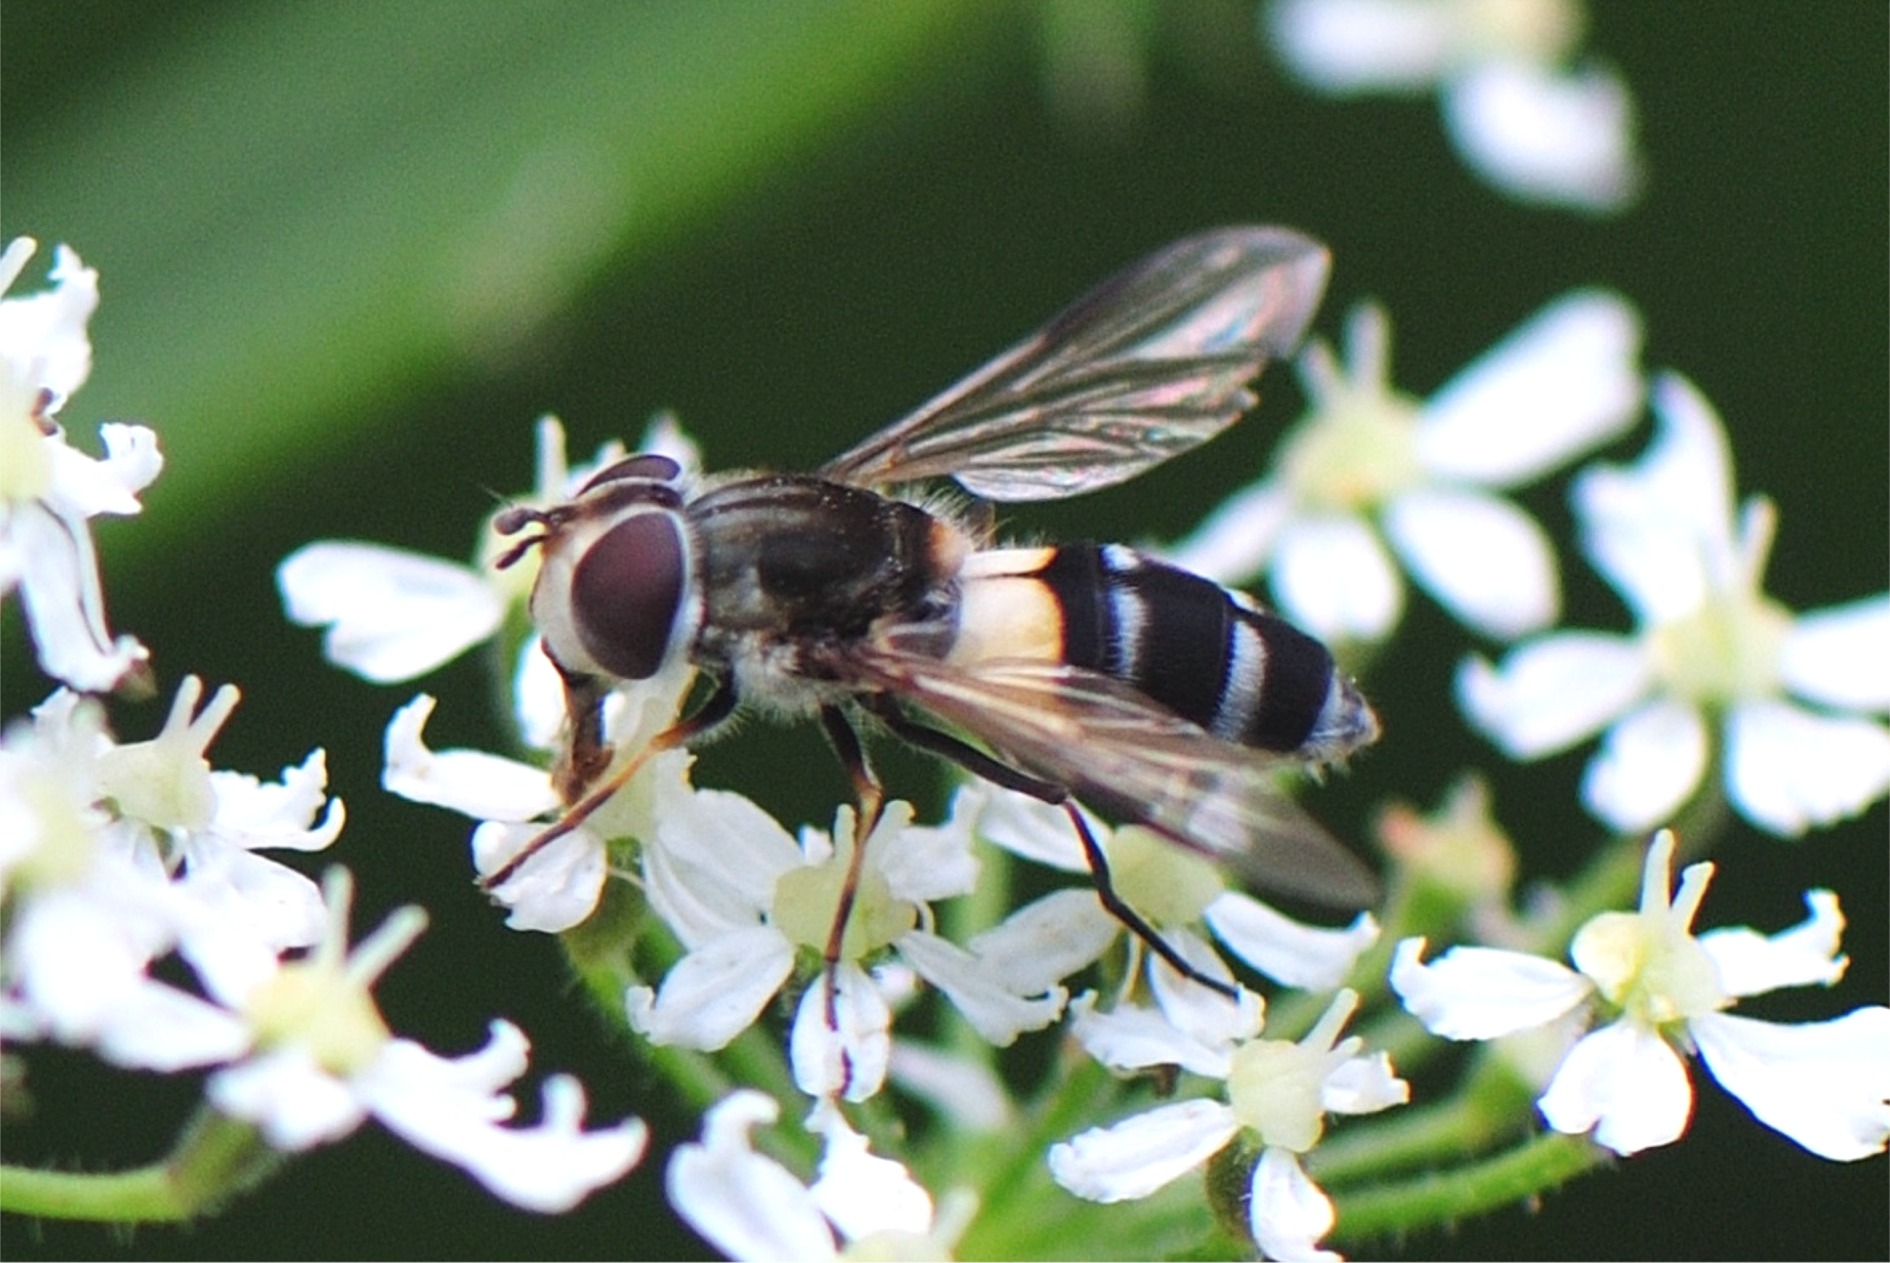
1313, 1049, 1536, 1184
0, 1107, 281, 1223
1331, 1130, 1605, 1243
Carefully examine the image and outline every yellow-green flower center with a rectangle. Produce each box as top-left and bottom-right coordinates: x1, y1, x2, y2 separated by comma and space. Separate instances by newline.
1276, 390, 1424, 513
0, 405, 51, 502
1226, 1037, 1328, 1154
1571, 907, 1726, 1029
1648, 589, 1792, 708
773, 839, 917, 961
1109, 827, 1224, 927
242, 961, 392, 1076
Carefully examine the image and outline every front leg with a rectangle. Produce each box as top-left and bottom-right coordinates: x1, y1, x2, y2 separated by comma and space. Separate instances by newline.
551, 660, 612, 805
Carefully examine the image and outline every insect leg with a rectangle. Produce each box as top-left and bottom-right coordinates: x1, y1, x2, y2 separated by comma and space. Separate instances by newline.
867, 698, 1240, 1002
479, 675, 740, 893
813, 706, 888, 1094
1060, 802, 1239, 1001
550, 664, 611, 805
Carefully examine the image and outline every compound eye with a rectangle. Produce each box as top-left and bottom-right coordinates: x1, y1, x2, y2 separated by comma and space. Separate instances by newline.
570, 510, 688, 680
578, 453, 683, 494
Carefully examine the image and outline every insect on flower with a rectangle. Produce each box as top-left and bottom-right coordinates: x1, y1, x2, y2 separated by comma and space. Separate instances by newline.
488, 227, 1381, 997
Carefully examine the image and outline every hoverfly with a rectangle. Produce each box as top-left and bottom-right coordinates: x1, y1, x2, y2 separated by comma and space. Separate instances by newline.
490, 227, 1379, 996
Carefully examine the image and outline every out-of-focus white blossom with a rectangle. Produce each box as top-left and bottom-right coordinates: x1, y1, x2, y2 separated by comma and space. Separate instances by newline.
1167, 293, 1640, 643
1050, 989, 1407, 1261
668, 1090, 971, 1260
1, 679, 342, 1062
1264, 0, 1643, 212
1393, 831, 1890, 1160
202, 870, 648, 1211
0, 238, 161, 693
1460, 373, 1890, 835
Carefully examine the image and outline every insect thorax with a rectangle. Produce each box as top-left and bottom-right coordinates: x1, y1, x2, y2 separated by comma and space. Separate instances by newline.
687, 474, 968, 698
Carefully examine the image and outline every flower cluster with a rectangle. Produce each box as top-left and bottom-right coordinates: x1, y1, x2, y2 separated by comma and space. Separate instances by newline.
1, 240, 646, 1217
261, 294, 1887, 1256
12, 41, 1884, 1247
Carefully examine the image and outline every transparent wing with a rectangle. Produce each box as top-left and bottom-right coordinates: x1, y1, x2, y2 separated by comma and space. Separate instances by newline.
853, 646, 1378, 909
818, 226, 1331, 501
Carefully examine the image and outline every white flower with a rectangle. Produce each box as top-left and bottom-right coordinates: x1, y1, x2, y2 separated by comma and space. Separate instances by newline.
1392, 831, 1890, 1160
277, 413, 696, 732
1050, 989, 1407, 1261
630, 791, 1065, 1102
668, 1090, 971, 1260
0, 237, 161, 693
1459, 373, 1890, 835
1264, 0, 1643, 212
1165, 293, 1641, 643
204, 869, 648, 1211
381, 668, 690, 933
96, 677, 345, 997
969, 786, 1376, 1044
0, 698, 233, 1068
1, 680, 343, 1060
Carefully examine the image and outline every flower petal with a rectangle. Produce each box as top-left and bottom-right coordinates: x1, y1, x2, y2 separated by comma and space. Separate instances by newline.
966, 784, 1089, 872
1581, 698, 1708, 832
1692, 1008, 1890, 1162
1442, 59, 1642, 212
1048, 1099, 1239, 1203
1700, 889, 1848, 998
968, 888, 1116, 995
1420, 290, 1642, 487
1271, 513, 1403, 642
1725, 699, 1890, 836
382, 695, 558, 822
1263, 0, 1456, 93
1250, 1147, 1339, 1263
1780, 595, 1890, 712
1066, 991, 1234, 1079
876, 801, 980, 905
10, 500, 150, 691
1457, 633, 1650, 758
887, 1042, 1014, 1132
368, 1058, 647, 1213
1147, 927, 1264, 1051
1538, 1021, 1693, 1155
791, 962, 892, 1103
210, 1049, 366, 1150
808, 1098, 934, 1241
277, 541, 502, 682
1322, 1050, 1409, 1117
1384, 487, 1559, 637
897, 929, 1066, 1046
1574, 373, 1735, 622
668, 1091, 838, 1261
472, 822, 606, 934
1206, 893, 1376, 992
626, 926, 794, 1050
1390, 937, 1591, 1040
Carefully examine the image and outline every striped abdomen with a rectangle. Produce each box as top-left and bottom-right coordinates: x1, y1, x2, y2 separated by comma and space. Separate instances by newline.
947, 543, 1375, 764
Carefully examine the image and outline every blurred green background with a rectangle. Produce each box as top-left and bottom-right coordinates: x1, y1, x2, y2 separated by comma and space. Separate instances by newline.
3, 2, 1883, 1258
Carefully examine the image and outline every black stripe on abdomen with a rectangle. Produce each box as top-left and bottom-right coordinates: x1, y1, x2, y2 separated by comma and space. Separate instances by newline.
1034, 543, 1336, 756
